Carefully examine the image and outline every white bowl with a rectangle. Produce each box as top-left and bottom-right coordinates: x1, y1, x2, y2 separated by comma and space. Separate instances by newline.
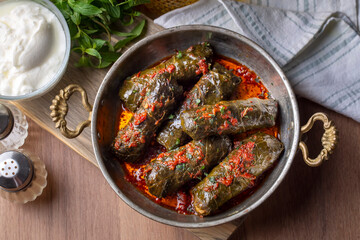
0, 0, 71, 101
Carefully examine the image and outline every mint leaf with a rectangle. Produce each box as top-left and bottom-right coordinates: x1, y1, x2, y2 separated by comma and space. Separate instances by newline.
70, 11, 81, 25
75, 56, 91, 67
83, 29, 99, 35
97, 60, 112, 69
68, 0, 102, 16
111, 30, 139, 37
101, 52, 121, 62
78, 32, 93, 48
85, 48, 101, 60
93, 39, 106, 50
104, 3, 120, 18
114, 19, 145, 51
128, 0, 150, 7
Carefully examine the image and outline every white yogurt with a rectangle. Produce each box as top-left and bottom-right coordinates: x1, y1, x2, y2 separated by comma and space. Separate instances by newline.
0, 0, 66, 96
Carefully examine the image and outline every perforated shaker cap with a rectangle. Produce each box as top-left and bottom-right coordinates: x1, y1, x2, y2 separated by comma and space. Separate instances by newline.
0, 104, 14, 140
0, 150, 34, 192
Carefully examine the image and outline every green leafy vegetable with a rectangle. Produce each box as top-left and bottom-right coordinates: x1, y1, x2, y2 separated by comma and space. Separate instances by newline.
176, 163, 186, 170
176, 51, 183, 59
52, 0, 149, 68
68, 0, 102, 16
220, 106, 225, 114
209, 176, 216, 183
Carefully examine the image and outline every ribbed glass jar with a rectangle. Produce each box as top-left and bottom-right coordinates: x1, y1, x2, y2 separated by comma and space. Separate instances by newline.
0, 103, 28, 151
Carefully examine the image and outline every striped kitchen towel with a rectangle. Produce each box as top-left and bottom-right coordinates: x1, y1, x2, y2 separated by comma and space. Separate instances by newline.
155, 0, 360, 122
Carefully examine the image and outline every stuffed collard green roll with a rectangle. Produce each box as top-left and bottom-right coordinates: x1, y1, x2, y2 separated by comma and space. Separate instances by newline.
181, 98, 278, 140
119, 42, 213, 112
144, 136, 232, 198
156, 63, 241, 150
112, 72, 183, 162
192, 133, 284, 216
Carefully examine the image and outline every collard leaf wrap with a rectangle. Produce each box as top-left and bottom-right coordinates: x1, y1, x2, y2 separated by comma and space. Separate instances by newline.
118, 43, 213, 112
112, 72, 183, 162
192, 133, 284, 216
156, 63, 241, 150
181, 98, 278, 140
144, 136, 232, 198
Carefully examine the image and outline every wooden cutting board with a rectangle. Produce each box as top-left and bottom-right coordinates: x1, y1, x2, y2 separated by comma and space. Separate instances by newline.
13, 15, 242, 240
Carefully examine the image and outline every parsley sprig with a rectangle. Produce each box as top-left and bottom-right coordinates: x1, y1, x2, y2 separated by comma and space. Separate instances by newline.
52, 0, 149, 68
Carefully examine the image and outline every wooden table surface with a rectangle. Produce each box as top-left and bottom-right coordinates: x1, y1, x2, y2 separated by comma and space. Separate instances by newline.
0, 3, 359, 238
0, 97, 359, 240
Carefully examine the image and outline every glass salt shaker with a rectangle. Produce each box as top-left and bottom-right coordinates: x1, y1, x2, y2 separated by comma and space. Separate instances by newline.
0, 104, 47, 203
0, 103, 28, 151
0, 150, 47, 203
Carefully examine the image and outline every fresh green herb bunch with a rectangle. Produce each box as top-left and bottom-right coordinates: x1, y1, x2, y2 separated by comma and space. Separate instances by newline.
52, 0, 149, 68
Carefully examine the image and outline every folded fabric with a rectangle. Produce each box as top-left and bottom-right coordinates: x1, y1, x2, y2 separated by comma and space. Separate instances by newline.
155, 0, 360, 122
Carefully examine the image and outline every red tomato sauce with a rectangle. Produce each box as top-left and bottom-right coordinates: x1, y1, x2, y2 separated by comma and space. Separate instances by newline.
116, 55, 280, 215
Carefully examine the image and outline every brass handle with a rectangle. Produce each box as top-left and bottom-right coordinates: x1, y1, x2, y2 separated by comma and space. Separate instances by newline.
299, 112, 338, 167
50, 84, 92, 138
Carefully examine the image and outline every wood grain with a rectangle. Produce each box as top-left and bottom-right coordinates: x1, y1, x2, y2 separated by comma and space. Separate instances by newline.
4, 9, 358, 240
188, 218, 244, 240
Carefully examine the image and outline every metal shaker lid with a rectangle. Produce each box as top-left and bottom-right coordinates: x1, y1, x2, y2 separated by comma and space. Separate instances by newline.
0, 150, 34, 192
0, 104, 14, 140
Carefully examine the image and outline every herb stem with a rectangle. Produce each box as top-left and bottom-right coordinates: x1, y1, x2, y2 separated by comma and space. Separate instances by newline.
91, 17, 112, 43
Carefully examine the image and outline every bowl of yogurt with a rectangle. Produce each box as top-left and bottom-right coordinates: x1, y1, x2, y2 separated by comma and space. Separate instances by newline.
0, 0, 70, 100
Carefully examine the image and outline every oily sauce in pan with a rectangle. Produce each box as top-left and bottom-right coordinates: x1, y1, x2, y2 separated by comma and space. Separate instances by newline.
116, 56, 279, 215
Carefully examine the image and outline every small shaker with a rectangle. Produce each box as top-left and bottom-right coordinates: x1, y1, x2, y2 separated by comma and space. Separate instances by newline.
0, 103, 28, 151
0, 150, 47, 203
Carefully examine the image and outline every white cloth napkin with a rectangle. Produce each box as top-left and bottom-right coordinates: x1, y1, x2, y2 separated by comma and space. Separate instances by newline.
155, 0, 360, 122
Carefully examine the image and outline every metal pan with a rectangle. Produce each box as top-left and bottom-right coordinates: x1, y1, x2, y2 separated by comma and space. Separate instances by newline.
50, 25, 338, 228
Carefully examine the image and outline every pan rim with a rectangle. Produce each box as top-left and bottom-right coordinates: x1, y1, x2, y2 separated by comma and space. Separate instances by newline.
92, 24, 300, 228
